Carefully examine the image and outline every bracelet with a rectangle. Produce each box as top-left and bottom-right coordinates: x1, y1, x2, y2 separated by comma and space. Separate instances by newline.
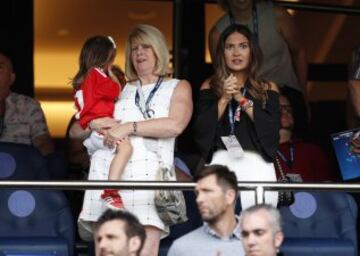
239, 98, 248, 106
241, 99, 254, 111
132, 121, 137, 135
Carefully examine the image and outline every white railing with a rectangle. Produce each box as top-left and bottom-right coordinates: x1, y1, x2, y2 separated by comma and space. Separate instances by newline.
1, 180, 360, 204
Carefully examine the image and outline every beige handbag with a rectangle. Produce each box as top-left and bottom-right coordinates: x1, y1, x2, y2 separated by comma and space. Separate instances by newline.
154, 160, 188, 226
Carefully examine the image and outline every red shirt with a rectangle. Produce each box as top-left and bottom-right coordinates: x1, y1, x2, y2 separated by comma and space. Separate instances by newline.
277, 139, 339, 182
76, 68, 120, 129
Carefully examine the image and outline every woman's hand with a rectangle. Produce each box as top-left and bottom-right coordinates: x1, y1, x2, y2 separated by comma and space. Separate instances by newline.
223, 74, 245, 101
103, 122, 132, 148
223, 74, 238, 98
217, 74, 239, 119
227, 74, 245, 101
89, 117, 120, 134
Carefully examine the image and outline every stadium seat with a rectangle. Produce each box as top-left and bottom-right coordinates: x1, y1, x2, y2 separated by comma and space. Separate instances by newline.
0, 142, 49, 180
280, 191, 358, 256
0, 189, 75, 256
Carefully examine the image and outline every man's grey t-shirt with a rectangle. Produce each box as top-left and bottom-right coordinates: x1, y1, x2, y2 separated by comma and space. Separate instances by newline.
167, 226, 245, 256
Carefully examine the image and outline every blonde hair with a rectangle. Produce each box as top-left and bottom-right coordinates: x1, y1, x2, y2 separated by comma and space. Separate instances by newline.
125, 24, 172, 81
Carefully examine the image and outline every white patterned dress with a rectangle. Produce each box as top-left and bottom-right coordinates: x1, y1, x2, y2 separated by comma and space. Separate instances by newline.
78, 79, 179, 241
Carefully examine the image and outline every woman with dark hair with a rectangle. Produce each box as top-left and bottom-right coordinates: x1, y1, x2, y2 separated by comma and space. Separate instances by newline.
194, 24, 280, 209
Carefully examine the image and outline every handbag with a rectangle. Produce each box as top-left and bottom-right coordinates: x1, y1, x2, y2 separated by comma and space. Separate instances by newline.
275, 156, 295, 207
154, 159, 188, 226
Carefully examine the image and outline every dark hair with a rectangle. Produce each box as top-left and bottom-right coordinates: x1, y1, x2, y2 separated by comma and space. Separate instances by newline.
194, 164, 238, 196
0, 50, 14, 71
111, 64, 126, 87
72, 36, 116, 90
95, 210, 146, 253
211, 24, 267, 102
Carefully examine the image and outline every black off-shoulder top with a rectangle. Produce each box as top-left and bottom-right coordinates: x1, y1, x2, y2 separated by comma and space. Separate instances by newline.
194, 88, 280, 163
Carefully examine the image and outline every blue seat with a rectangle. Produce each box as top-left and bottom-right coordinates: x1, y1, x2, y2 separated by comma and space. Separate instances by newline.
0, 189, 75, 256
0, 142, 49, 180
279, 191, 358, 256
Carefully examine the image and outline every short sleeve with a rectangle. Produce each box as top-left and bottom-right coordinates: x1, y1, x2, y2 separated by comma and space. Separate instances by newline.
27, 99, 50, 140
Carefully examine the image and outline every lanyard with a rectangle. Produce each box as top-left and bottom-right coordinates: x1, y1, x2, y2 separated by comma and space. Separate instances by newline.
228, 104, 236, 135
228, 87, 247, 135
135, 76, 163, 119
229, 2, 259, 41
276, 143, 294, 169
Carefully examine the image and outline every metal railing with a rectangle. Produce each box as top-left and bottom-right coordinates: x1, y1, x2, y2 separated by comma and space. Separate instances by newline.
1, 180, 360, 204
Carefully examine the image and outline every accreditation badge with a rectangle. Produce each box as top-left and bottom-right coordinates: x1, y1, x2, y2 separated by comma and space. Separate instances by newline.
221, 135, 244, 158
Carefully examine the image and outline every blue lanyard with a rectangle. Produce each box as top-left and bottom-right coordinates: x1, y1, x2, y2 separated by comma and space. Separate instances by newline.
228, 104, 236, 135
135, 76, 163, 119
227, 87, 247, 135
276, 143, 294, 169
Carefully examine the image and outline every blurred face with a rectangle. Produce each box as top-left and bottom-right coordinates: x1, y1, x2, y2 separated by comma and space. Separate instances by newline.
229, 0, 252, 11
279, 95, 294, 130
224, 32, 251, 73
130, 39, 156, 76
0, 54, 15, 100
95, 220, 138, 256
195, 174, 233, 223
241, 210, 283, 256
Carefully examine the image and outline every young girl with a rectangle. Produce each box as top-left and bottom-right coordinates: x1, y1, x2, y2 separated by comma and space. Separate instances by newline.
72, 35, 132, 210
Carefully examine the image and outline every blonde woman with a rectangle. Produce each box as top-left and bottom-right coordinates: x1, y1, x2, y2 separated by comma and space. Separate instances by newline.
70, 24, 192, 256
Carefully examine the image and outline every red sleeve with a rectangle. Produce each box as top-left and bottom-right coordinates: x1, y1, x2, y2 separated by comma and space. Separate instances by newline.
79, 69, 120, 128
93, 69, 120, 99
82, 69, 119, 100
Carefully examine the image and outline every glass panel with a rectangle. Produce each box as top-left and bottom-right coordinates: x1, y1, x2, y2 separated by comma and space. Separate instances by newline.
204, 3, 225, 63
205, 1, 360, 64
204, 1, 360, 100
34, 0, 173, 137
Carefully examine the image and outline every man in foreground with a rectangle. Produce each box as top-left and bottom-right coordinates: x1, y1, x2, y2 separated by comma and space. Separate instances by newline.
240, 204, 284, 256
94, 210, 146, 256
167, 164, 244, 256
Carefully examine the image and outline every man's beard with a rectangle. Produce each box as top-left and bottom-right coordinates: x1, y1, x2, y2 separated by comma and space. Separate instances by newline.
202, 208, 226, 224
